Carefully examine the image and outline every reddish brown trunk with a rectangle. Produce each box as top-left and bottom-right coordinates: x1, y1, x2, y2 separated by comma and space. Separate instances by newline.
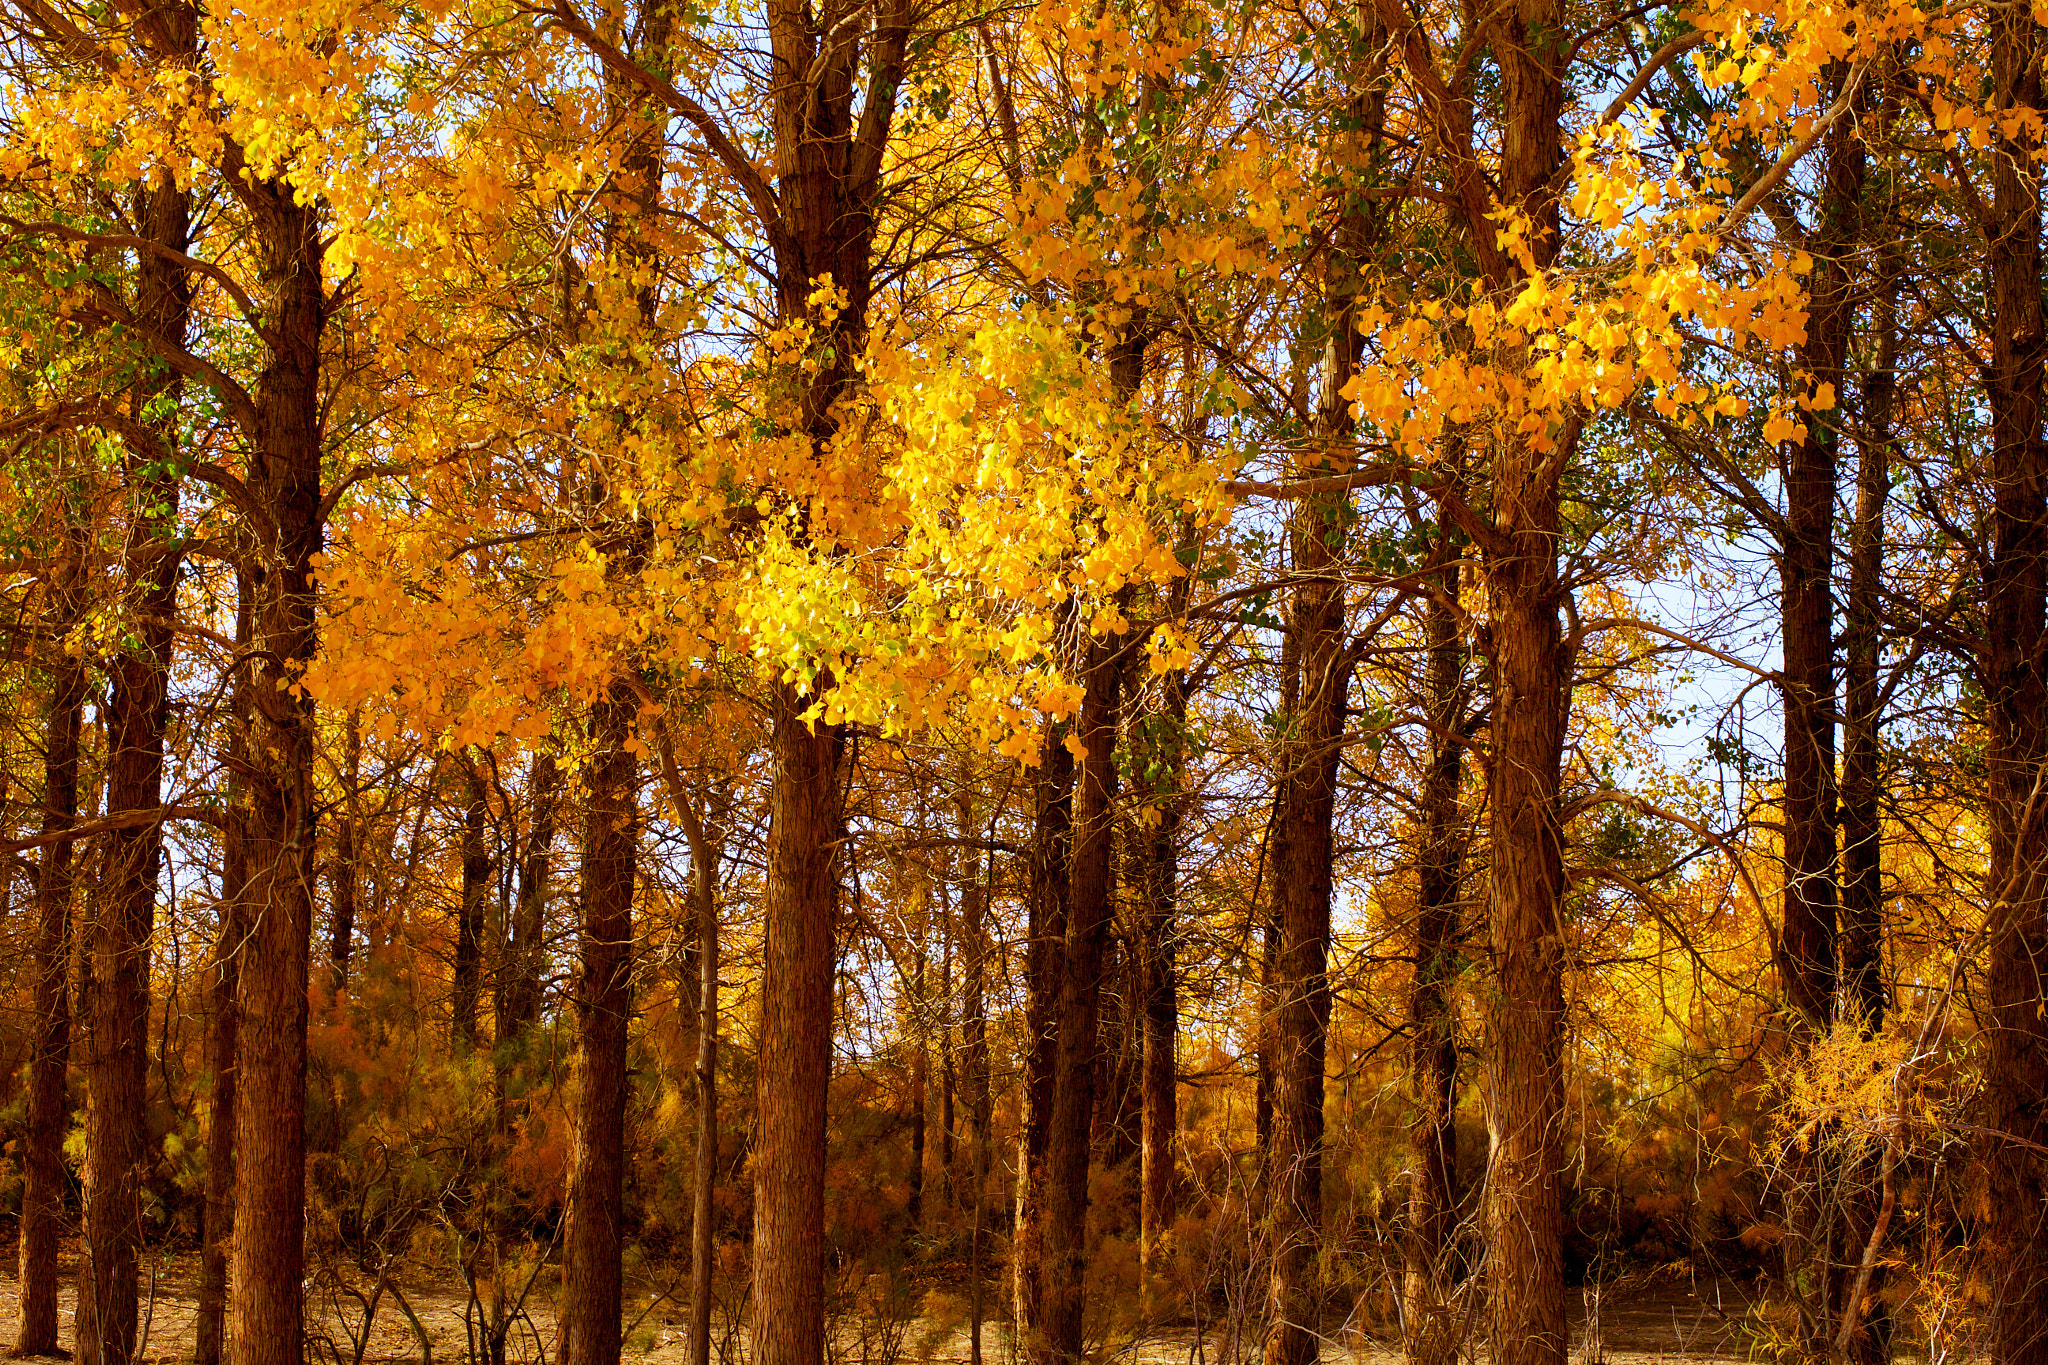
1039, 621, 1127, 1363
1137, 644, 1187, 1294
1981, 6, 2048, 1360
1012, 718, 1073, 1344
77, 170, 191, 1365
559, 687, 639, 1365
957, 785, 993, 1360
749, 680, 846, 1365
909, 919, 929, 1231
226, 174, 326, 1365
1405, 580, 1466, 1365
15, 514, 88, 1358
686, 799, 720, 1365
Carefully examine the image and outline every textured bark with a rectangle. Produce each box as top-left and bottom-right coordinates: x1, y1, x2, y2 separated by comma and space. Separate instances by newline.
749, 681, 846, 1365
1039, 622, 1128, 1363
1405, 579, 1467, 1365
909, 912, 929, 1231
1839, 260, 1895, 1041
15, 512, 88, 1359
455, 755, 491, 1048
1980, 7, 2048, 1361
1137, 644, 1187, 1295
1263, 421, 1354, 1365
226, 166, 327, 1365
498, 752, 560, 1037
1778, 64, 1864, 1039
1012, 717, 1073, 1345
558, 687, 640, 1365
194, 729, 249, 1365
1480, 8, 1569, 1362
77, 166, 192, 1365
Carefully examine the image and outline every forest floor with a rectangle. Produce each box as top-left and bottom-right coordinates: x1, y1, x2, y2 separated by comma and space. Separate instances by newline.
0, 1248, 1764, 1364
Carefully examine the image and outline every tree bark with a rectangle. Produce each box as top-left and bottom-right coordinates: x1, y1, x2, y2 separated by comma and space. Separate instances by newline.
1405, 573, 1467, 1365
1012, 716, 1073, 1346
1263, 368, 1355, 1365
750, 680, 847, 1365
1479, 8, 1569, 1361
77, 166, 192, 1365
227, 168, 327, 1365
14, 507, 89, 1359
1980, 6, 2048, 1361
499, 751, 560, 1037
455, 754, 491, 1048
957, 784, 993, 1363
328, 709, 361, 996
1039, 616, 1128, 1363
558, 686, 640, 1365
1137, 629, 1187, 1299
686, 797, 720, 1365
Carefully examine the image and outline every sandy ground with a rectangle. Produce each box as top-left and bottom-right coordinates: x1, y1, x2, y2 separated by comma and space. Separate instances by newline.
0, 1250, 1762, 1364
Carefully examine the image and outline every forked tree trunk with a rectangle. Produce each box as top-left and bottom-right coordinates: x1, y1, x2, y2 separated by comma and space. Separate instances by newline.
1980, 8, 2048, 1362
15, 510, 88, 1359
558, 685, 640, 1365
1405, 572, 1467, 1365
76, 164, 192, 1365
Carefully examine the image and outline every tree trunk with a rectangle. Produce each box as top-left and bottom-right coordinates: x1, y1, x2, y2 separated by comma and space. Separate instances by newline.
1138, 633, 1187, 1299
195, 572, 254, 1365
227, 174, 327, 1365
329, 709, 361, 995
1263, 419, 1354, 1365
909, 911, 928, 1232
957, 785, 993, 1361
1980, 6, 2048, 1361
1479, 10, 1570, 1362
1039, 617, 1128, 1363
558, 686, 640, 1365
456, 754, 491, 1048
499, 751, 560, 1037
749, 680, 847, 1365
14, 511, 88, 1359
1012, 717, 1073, 1346
687, 800, 720, 1365
77, 167, 192, 1365
1405, 573, 1467, 1365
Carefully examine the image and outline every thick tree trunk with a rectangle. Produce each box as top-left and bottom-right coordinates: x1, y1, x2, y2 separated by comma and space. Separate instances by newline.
1039, 618, 1128, 1363
1981, 8, 2048, 1361
1405, 577, 1466, 1365
1778, 66, 1865, 1040
558, 686, 640, 1365
1012, 718, 1073, 1346
749, 680, 846, 1365
15, 517, 88, 1359
227, 177, 326, 1365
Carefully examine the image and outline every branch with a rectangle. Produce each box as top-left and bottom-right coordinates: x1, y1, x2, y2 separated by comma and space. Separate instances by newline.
1, 804, 227, 856
1712, 60, 1867, 241
1599, 31, 1710, 127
